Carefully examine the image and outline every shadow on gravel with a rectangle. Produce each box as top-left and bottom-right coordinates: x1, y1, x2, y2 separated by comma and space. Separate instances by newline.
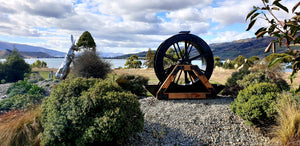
148, 95, 235, 106
125, 121, 208, 145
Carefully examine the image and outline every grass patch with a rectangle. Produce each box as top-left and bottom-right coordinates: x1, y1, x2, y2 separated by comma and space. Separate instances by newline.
38, 71, 51, 79
0, 107, 42, 146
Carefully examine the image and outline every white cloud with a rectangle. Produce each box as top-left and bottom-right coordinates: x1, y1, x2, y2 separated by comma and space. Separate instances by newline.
210, 31, 253, 43
202, 1, 261, 25
0, 0, 298, 54
166, 8, 206, 22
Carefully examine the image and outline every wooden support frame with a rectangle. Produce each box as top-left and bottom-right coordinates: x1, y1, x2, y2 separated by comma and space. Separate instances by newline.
156, 65, 216, 99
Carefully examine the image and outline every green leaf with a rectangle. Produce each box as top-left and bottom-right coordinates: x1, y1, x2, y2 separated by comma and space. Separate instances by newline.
292, 2, 300, 13
264, 0, 269, 3
250, 13, 260, 21
289, 71, 297, 83
268, 57, 283, 68
268, 24, 276, 33
255, 27, 267, 35
273, 32, 281, 38
295, 36, 300, 44
256, 31, 267, 38
246, 19, 256, 31
246, 9, 257, 20
273, 1, 289, 13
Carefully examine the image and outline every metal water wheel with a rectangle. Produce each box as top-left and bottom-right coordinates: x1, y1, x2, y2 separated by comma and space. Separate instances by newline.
145, 31, 223, 99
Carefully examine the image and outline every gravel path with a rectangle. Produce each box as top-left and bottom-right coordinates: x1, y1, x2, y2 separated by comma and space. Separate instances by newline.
126, 96, 271, 145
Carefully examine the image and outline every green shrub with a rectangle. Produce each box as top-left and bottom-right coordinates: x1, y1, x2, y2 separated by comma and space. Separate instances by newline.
237, 72, 290, 91
214, 56, 223, 67
237, 72, 267, 88
6, 80, 45, 97
31, 59, 47, 68
0, 49, 31, 83
41, 78, 144, 145
116, 74, 149, 96
221, 69, 250, 96
0, 81, 45, 111
0, 94, 43, 111
230, 83, 280, 125
223, 59, 234, 69
1, 79, 5, 84
232, 55, 247, 68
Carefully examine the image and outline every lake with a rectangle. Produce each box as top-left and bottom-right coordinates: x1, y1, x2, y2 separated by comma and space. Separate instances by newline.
1, 58, 145, 69
0, 58, 292, 72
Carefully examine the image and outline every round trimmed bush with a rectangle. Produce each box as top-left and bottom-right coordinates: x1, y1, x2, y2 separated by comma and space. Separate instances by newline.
116, 74, 149, 96
41, 78, 144, 145
230, 82, 280, 125
237, 72, 290, 91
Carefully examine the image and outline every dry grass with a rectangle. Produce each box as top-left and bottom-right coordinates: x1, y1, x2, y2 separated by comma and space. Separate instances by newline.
113, 68, 159, 85
31, 67, 57, 72
272, 93, 300, 145
0, 107, 42, 146
113, 67, 236, 85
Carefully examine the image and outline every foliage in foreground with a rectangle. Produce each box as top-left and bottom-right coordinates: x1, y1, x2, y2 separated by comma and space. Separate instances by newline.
0, 107, 42, 146
246, 0, 300, 92
273, 92, 300, 145
230, 83, 280, 125
41, 78, 144, 145
0, 80, 45, 111
116, 74, 149, 96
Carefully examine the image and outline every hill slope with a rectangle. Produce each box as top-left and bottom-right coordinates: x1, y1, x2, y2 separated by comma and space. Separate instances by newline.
113, 37, 297, 60
0, 41, 65, 58
210, 37, 289, 59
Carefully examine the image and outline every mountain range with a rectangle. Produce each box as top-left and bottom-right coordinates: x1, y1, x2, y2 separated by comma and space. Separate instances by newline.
0, 41, 65, 58
113, 36, 296, 60
1, 37, 298, 59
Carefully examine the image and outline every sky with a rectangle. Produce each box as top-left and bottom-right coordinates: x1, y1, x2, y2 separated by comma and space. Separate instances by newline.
0, 0, 298, 54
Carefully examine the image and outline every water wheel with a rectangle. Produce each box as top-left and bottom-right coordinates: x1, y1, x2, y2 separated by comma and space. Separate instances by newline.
145, 31, 223, 99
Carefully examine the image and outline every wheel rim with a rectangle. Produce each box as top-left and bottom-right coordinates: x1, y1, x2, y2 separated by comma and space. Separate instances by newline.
154, 33, 214, 86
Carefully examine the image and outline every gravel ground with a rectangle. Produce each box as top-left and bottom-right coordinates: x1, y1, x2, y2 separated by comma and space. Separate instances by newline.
126, 96, 272, 145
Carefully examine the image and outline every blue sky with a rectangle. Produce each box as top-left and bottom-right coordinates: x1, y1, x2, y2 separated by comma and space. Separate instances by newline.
0, 0, 298, 54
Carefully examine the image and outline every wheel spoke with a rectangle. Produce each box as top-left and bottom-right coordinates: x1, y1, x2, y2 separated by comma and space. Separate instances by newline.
184, 71, 189, 84
184, 41, 189, 59
164, 54, 178, 62
172, 44, 181, 59
175, 42, 184, 59
188, 71, 195, 83
187, 44, 193, 56
175, 70, 183, 84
